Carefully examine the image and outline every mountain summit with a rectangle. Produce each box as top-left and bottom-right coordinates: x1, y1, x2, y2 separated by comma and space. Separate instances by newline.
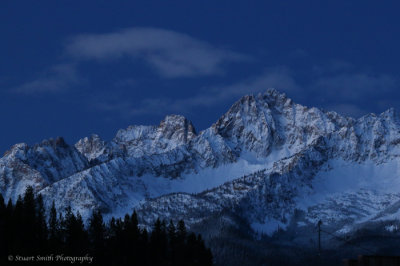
1, 89, 400, 264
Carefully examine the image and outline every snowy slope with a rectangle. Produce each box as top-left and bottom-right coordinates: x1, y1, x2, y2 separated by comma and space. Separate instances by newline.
1, 89, 400, 243
0, 137, 89, 202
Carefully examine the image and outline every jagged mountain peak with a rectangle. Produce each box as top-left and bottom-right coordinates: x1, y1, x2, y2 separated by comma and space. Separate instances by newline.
377, 107, 399, 122
158, 114, 196, 142
215, 89, 295, 124
75, 134, 104, 146
4, 137, 74, 160
36, 136, 69, 149
261, 88, 289, 104
75, 134, 105, 149
161, 114, 191, 123
114, 124, 155, 143
9, 142, 28, 150
75, 134, 108, 163
211, 89, 348, 156
3, 88, 400, 256
110, 114, 196, 158
212, 92, 276, 155
0, 136, 89, 201
354, 108, 400, 133
2, 143, 29, 158
113, 114, 196, 145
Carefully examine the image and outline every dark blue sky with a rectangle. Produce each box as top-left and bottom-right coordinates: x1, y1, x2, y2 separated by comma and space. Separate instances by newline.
1, 1, 400, 153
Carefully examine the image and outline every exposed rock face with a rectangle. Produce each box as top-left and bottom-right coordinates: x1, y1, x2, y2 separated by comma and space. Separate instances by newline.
212, 90, 348, 157
111, 114, 196, 158
0, 137, 89, 201
75, 134, 108, 163
1, 89, 400, 247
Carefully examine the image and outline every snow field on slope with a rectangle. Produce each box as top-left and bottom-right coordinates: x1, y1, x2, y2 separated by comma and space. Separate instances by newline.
106, 148, 294, 220
250, 158, 400, 235
296, 158, 400, 224
300, 159, 400, 205
138, 147, 294, 198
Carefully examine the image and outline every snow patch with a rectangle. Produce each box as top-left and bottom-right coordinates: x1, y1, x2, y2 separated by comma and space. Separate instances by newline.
385, 224, 398, 232
296, 158, 400, 210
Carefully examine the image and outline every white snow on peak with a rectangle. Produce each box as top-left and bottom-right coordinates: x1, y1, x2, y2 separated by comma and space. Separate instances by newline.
2, 89, 400, 239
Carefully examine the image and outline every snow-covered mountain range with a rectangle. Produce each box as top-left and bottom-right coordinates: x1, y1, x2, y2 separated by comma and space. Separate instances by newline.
2, 89, 400, 257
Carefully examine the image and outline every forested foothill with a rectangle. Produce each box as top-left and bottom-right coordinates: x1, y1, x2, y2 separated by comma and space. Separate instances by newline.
0, 186, 213, 265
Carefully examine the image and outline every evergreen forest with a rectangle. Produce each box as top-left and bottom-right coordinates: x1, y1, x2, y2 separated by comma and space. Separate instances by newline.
0, 186, 213, 265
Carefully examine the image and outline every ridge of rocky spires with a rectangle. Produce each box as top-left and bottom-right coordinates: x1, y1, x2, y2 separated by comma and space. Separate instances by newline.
74, 114, 197, 163
114, 114, 196, 144
211, 89, 352, 159
157, 114, 197, 143
75, 134, 109, 163
0, 137, 89, 201
72, 89, 400, 169
25, 137, 89, 182
110, 114, 196, 158
1, 89, 400, 227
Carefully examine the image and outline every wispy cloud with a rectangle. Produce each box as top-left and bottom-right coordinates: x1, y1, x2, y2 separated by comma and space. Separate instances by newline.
176, 67, 299, 108
9, 28, 250, 96
310, 68, 399, 117
311, 60, 355, 76
93, 62, 400, 120
66, 27, 250, 78
313, 73, 397, 100
92, 67, 299, 117
10, 64, 80, 94
9, 29, 400, 122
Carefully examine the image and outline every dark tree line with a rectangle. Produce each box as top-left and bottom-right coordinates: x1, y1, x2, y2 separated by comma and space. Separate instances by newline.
0, 187, 213, 265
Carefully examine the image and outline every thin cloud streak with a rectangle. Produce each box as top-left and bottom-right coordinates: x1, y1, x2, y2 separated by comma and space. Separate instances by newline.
9, 27, 250, 96
93, 68, 300, 117
93, 65, 400, 120
313, 73, 397, 100
310, 70, 399, 117
66, 27, 250, 78
10, 64, 80, 94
